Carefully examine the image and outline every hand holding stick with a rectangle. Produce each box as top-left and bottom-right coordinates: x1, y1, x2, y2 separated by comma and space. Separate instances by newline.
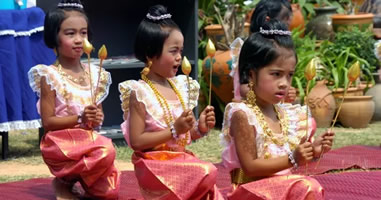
315, 61, 361, 169
83, 38, 95, 141
304, 58, 317, 174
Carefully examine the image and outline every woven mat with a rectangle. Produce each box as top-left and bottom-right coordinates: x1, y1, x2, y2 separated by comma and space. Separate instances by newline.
0, 145, 380, 199
314, 171, 381, 200
293, 145, 381, 175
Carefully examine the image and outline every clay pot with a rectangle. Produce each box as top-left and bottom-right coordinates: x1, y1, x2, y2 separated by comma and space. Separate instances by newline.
306, 7, 337, 41
202, 50, 234, 104
365, 73, 381, 121
331, 13, 374, 32
307, 81, 336, 128
289, 4, 305, 36
337, 95, 375, 128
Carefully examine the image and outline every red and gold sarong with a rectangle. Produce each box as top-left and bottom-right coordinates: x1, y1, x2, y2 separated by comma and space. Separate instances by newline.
132, 151, 224, 200
228, 174, 324, 200
40, 128, 120, 199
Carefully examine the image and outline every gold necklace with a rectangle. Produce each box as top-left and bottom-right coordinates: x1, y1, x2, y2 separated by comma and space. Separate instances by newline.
57, 63, 88, 85
141, 74, 189, 147
245, 101, 289, 159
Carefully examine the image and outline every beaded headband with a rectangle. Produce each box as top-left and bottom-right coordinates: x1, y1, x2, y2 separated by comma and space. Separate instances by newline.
57, 3, 84, 9
146, 13, 172, 21
259, 27, 291, 36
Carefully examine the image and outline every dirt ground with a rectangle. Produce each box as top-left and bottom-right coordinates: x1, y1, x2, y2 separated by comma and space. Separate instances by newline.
0, 160, 134, 177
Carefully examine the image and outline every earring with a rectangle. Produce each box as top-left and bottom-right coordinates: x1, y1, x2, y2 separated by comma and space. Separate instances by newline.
141, 60, 152, 75
246, 81, 256, 105
53, 48, 57, 56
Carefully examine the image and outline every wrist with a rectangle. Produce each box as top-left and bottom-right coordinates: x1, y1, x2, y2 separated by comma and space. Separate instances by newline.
195, 121, 209, 137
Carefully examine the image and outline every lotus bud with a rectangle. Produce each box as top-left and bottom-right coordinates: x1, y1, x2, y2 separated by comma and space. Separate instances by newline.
304, 58, 317, 81
181, 56, 191, 75
98, 45, 107, 60
348, 61, 361, 82
206, 39, 216, 58
83, 38, 93, 55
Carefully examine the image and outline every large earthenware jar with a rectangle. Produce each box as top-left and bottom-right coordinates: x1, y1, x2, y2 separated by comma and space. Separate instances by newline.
307, 80, 336, 128
365, 72, 381, 121
202, 50, 233, 104
289, 4, 305, 36
331, 13, 374, 32
337, 95, 375, 128
306, 7, 337, 40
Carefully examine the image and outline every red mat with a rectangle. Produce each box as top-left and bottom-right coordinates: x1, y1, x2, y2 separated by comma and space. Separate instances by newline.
293, 145, 381, 175
1, 145, 380, 199
314, 171, 381, 200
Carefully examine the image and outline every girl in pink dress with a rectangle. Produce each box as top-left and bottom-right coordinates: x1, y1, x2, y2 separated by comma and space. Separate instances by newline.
28, 0, 119, 199
119, 4, 223, 200
232, 0, 296, 103
221, 19, 335, 200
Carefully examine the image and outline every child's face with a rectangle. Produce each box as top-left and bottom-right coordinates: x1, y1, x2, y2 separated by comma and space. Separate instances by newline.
151, 29, 184, 78
57, 11, 88, 60
251, 48, 296, 105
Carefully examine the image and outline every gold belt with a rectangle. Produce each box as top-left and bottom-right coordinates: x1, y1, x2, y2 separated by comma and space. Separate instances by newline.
230, 168, 259, 186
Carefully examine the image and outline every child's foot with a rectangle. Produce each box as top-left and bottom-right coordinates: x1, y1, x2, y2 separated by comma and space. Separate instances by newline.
52, 178, 79, 200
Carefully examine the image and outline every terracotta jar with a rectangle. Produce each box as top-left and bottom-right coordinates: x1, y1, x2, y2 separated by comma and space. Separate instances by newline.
337, 95, 375, 128
202, 50, 234, 104
365, 72, 381, 121
307, 81, 336, 128
331, 13, 374, 32
289, 4, 305, 36
306, 7, 337, 41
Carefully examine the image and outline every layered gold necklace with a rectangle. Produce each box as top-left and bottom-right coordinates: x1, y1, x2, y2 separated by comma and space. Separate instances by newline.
245, 101, 290, 159
141, 74, 189, 147
57, 63, 88, 85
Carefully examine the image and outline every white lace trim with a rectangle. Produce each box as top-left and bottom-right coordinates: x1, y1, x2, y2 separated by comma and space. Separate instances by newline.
119, 75, 199, 127
0, 26, 44, 37
28, 64, 111, 106
0, 119, 41, 132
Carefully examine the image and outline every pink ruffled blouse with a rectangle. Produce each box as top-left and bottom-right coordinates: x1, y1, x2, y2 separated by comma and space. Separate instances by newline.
119, 75, 199, 151
28, 64, 111, 117
220, 102, 316, 174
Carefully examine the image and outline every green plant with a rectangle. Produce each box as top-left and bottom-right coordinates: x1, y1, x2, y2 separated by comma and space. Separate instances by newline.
319, 28, 378, 89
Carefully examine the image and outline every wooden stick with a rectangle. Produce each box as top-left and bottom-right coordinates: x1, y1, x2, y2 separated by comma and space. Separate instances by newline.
315, 81, 353, 169
208, 58, 214, 106
94, 59, 103, 105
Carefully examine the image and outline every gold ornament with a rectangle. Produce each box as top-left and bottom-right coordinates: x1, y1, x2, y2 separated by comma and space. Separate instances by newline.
181, 56, 192, 75
245, 101, 291, 159
206, 39, 216, 57
141, 61, 152, 75
347, 61, 361, 82
141, 74, 189, 147
57, 63, 88, 85
246, 81, 256, 105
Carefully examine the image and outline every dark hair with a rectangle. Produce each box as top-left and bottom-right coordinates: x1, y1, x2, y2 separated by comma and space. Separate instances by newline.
134, 5, 181, 63
250, 0, 292, 33
44, 0, 91, 49
239, 20, 296, 84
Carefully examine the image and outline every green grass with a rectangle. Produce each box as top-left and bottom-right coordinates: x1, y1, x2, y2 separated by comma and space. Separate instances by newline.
1, 121, 380, 182
0, 175, 50, 183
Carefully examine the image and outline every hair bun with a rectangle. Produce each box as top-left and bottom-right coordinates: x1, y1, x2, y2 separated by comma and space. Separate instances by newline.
57, 0, 83, 9
146, 5, 171, 21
